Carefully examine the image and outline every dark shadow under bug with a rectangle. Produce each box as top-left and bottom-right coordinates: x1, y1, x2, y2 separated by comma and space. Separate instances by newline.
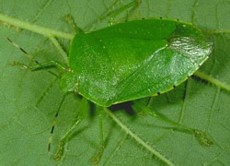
109, 101, 136, 116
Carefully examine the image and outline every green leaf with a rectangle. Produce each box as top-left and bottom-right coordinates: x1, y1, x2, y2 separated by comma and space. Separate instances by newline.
0, 0, 229, 165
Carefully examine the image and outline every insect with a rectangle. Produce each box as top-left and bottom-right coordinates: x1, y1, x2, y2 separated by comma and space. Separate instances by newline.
51, 18, 212, 163
60, 19, 213, 107
0, 1, 227, 165
2, 13, 215, 166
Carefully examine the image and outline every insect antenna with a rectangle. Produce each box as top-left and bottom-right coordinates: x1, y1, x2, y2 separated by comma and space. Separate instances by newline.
6, 37, 57, 76
6, 38, 70, 155
7, 37, 63, 107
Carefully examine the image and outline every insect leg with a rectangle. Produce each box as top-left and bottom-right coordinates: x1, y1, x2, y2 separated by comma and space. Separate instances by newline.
83, 0, 141, 31
48, 93, 67, 155
52, 97, 88, 160
102, 0, 141, 23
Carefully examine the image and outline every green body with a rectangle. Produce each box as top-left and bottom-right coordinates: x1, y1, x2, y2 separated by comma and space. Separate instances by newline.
62, 19, 212, 107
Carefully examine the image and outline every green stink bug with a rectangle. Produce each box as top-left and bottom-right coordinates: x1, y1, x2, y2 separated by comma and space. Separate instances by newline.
60, 19, 212, 107
0, 0, 229, 164
1, 14, 214, 165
